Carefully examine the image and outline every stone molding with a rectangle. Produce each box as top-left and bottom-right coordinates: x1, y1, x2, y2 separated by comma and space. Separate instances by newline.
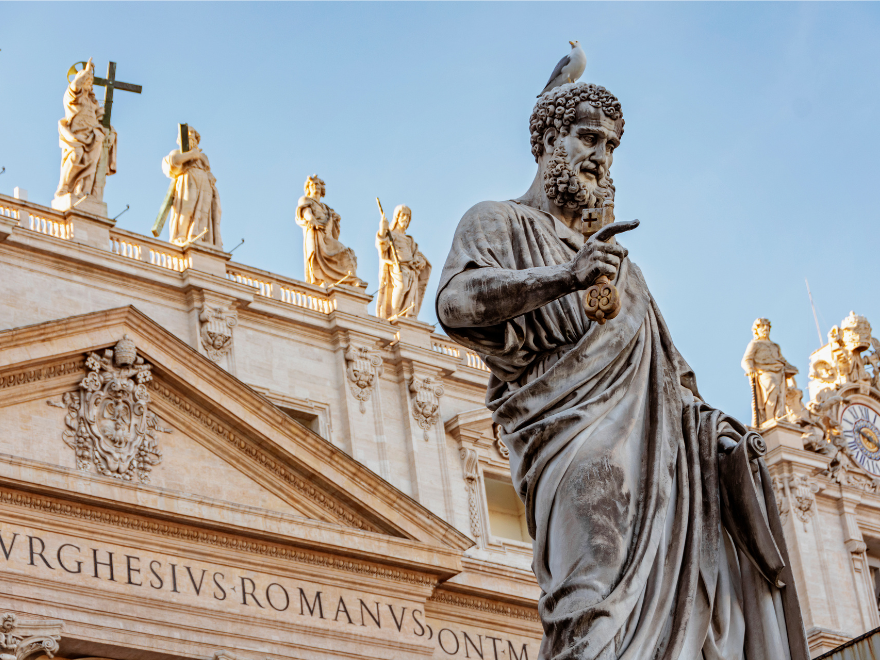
0, 305, 475, 552
0, 359, 83, 392
344, 345, 383, 414
0, 486, 435, 588
0, 613, 62, 660
409, 377, 444, 441
428, 590, 539, 623
148, 380, 381, 533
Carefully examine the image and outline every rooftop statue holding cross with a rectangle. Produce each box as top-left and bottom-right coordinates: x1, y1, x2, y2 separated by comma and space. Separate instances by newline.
53, 59, 141, 217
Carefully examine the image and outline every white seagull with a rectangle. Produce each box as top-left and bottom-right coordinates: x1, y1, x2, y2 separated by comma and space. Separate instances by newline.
538, 40, 587, 97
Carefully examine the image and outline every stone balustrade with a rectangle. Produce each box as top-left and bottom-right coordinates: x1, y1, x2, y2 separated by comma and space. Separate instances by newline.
0, 192, 486, 382
1, 198, 74, 240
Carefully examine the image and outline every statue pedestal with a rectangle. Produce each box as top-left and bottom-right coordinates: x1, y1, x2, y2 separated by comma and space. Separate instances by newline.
760, 419, 805, 451
52, 193, 107, 218
328, 284, 372, 317
183, 242, 231, 278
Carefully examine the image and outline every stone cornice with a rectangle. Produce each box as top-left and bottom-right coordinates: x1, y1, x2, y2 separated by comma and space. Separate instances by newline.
148, 378, 378, 532
0, 306, 474, 553
0, 480, 446, 590
0, 453, 463, 585
427, 589, 540, 624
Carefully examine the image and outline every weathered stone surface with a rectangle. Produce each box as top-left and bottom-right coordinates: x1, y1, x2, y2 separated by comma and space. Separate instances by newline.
437, 81, 808, 659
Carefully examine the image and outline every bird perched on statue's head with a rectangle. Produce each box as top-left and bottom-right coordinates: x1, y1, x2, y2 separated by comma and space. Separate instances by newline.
538, 40, 586, 97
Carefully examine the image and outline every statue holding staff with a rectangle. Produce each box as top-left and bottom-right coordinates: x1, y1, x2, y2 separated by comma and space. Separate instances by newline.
55, 59, 117, 202
375, 200, 431, 320
742, 318, 798, 426
161, 125, 222, 248
436, 80, 807, 659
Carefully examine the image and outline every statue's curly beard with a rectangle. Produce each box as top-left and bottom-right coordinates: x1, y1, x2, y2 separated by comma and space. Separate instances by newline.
543, 143, 614, 211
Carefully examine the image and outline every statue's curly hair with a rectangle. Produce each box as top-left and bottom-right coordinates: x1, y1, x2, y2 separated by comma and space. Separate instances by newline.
305, 174, 326, 198
529, 82, 624, 161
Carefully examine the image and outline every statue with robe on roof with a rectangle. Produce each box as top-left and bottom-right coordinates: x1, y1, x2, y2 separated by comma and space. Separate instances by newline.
55, 58, 117, 203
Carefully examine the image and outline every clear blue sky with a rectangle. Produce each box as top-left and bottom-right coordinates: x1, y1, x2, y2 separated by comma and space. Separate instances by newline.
2, 2, 880, 422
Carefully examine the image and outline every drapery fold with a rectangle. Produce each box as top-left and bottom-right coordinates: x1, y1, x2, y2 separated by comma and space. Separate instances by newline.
437, 200, 807, 660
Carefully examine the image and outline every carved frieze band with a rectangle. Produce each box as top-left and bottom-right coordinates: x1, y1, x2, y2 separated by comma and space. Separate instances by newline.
147, 380, 381, 533
459, 448, 482, 539
0, 486, 433, 587
428, 590, 539, 623
410, 377, 444, 441
0, 359, 83, 391
344, 345, 383, 414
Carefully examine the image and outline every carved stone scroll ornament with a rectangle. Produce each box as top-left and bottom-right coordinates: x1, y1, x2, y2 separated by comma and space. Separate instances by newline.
60, 335, 168, 482
410, 377, 444, 440
198, 304, 237, 362
344, 346, 383, 413
459, 447, 482, 539
0, 613, 62, 660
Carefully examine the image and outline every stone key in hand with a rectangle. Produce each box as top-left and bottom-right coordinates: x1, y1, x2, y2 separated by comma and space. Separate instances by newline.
583, 220, 639, 324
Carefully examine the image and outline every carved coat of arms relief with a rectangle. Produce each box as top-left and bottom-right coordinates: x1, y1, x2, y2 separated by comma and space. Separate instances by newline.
410, 376, 444, 440
344, 345, 383, 413
198, 304, 238, 363
60, 335, 167, 482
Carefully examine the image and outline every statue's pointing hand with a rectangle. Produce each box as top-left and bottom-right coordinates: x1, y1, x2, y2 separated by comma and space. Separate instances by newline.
568, 220, 639, 289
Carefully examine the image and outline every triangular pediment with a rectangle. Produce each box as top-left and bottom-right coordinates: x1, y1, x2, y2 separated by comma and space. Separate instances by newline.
0, 306, 472, 558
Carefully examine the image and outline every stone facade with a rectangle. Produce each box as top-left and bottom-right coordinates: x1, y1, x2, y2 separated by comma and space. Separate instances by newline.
0, 193, 541, 660
747, 315, 880, 656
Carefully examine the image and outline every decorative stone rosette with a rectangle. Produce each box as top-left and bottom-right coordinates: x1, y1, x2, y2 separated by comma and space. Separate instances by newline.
61, 335, 165, 482
344, 346, 383, 413
410, 376, 444, 440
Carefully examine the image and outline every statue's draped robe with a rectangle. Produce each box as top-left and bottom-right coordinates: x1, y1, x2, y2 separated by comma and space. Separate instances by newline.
376, 229, 432, 319
296, 196, 360, 286
741, 340, 792, 424
163, 150, 222, 248
437, 201, 807, 660
57, 76, 117, 197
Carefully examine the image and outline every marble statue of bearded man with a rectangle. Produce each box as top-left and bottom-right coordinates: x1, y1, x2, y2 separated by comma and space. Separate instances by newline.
296, 175, 364, 287
436, 82, 808, 660
163, 126, 222, 248
375, 204, 432, 319
55, 58, 117, 200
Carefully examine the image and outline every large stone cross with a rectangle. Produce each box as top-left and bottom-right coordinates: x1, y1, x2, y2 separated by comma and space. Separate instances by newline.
91, 61, 141, 208
92, 61, 142, 128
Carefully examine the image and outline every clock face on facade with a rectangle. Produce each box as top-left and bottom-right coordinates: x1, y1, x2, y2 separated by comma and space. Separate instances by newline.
841, 403, 880, 475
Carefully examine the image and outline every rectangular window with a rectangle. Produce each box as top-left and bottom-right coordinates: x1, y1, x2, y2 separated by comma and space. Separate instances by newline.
484, 477, 529, 543
278, 406, 322, 437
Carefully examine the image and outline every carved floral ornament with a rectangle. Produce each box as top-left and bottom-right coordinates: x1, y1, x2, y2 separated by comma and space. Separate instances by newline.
198, 304, 237, 362
344, 345, 383, 413
0, 613, 61, 660
56, 335, 170, 483
410, 376, 444, 440
772, 474, 822, 529
459, 447, 482, 539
